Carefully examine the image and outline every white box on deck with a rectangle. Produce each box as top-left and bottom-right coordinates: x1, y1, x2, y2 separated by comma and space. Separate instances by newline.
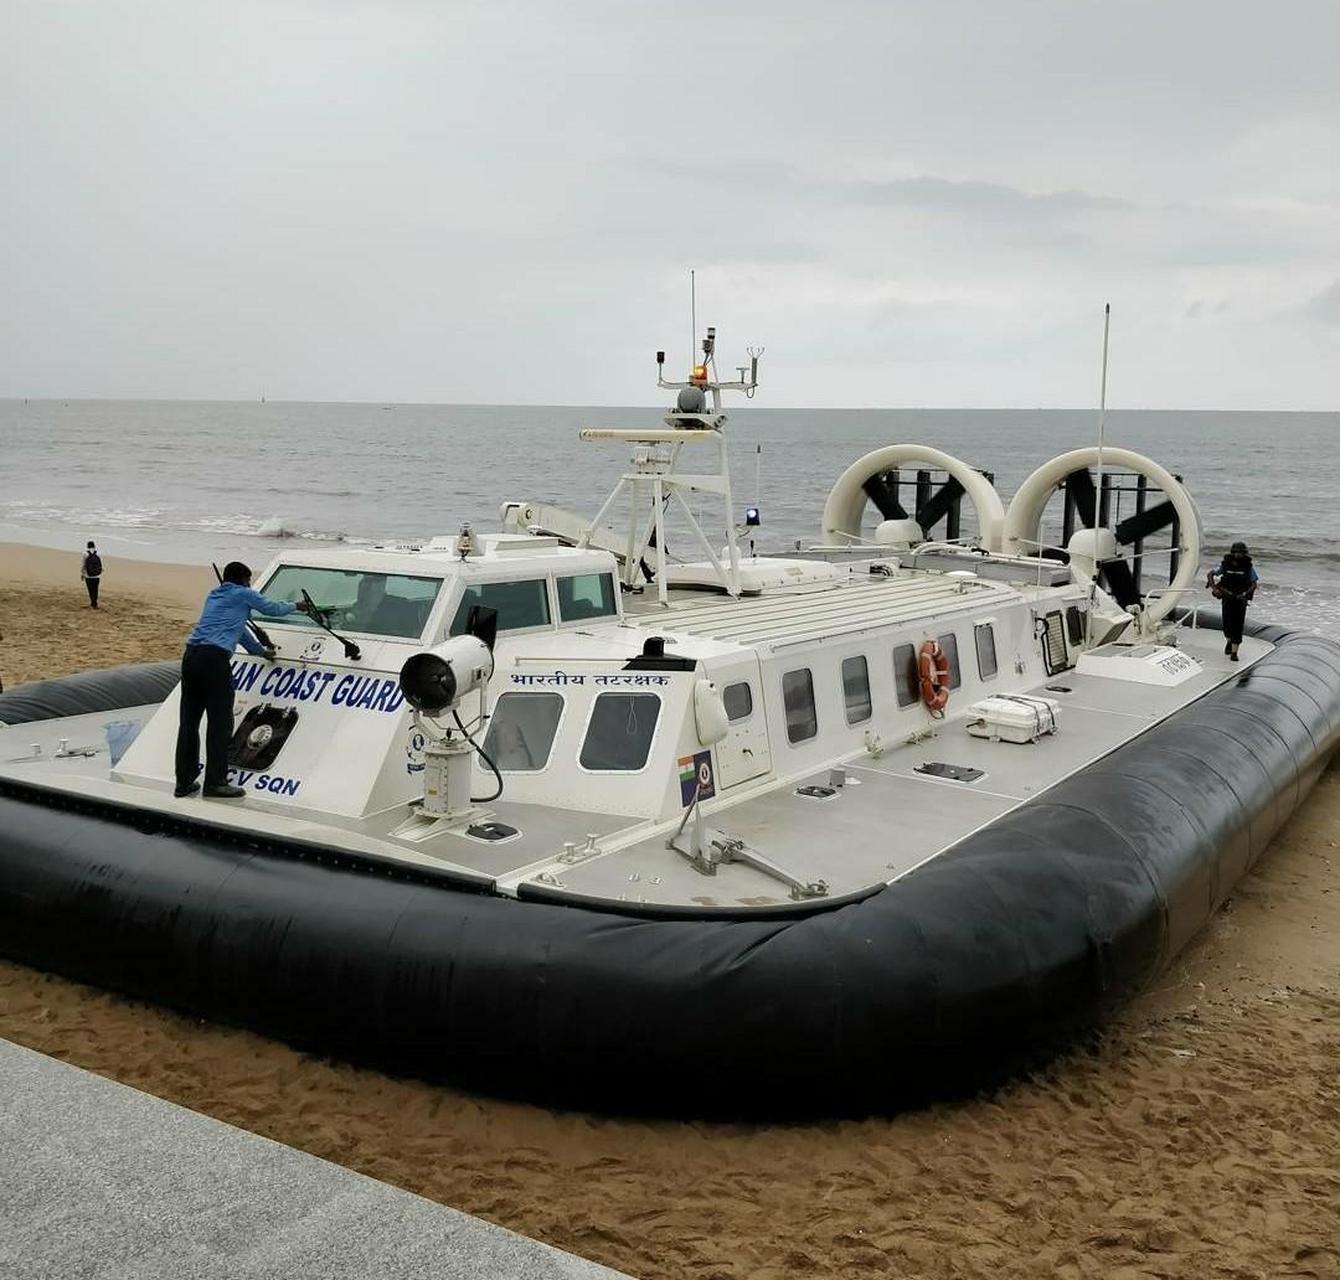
964, 695, 1061, 744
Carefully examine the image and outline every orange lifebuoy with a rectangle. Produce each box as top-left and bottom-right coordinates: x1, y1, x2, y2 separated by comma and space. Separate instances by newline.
918, 639, 951, 715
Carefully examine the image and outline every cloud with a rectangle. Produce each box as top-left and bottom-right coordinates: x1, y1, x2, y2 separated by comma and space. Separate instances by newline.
846, 176, 1128, 217
2, 0, 1338, 405
832, 175, 1136, 254
1307, 279, 1340, 325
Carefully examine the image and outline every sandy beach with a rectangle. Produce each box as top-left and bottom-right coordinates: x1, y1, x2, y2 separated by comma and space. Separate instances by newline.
0, 543, 204, 688
1, 543, 1337, 1279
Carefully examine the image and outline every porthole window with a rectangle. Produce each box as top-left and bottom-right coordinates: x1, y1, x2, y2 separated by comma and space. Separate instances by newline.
841, 655, 872, 725
974, 624, 998, 681
936, 633, 962, 690
893, 644, 919, 708
579, 693, 661, 771
723, 681, 754, 722
483, 692, 564, 772
782, 668, 818, 744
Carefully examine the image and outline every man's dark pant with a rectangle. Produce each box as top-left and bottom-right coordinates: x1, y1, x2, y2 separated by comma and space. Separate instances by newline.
85, 577, 100, 607
1221, 594, 1248, 646
175, 644, 235, 788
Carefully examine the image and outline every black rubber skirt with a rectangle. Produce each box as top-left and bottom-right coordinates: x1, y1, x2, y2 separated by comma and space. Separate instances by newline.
1, 618, 1337, 1118
0, 660, 178, 725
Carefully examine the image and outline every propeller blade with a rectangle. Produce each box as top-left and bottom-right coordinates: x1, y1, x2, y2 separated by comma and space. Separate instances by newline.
1114, 499, 1176, 546
862, 471, 908, 521
913, 475, 965, 535
1100, 558, 1142, 609
1067, 468, 1097, 528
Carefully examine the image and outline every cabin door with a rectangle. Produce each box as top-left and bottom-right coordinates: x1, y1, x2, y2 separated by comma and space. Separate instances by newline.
714, 660, 772, 789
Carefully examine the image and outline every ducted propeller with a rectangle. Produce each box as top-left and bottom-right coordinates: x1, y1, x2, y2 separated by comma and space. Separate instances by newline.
1063, 468, 1179, 608
861, 469, 967, 537
823, 444, 1007, 551
1002, 447, 1201, 627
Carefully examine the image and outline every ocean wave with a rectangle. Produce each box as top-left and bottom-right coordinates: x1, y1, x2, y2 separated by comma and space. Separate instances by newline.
0, 500, 378, 548
250, 516, 372, 544
198, 515, 379, 546
257, 486, 360, 499
1202, 530, 1340, 566
13, 494, 1340, 572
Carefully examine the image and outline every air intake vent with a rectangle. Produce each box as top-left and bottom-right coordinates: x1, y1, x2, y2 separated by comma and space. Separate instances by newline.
1041, 611, 1071, 675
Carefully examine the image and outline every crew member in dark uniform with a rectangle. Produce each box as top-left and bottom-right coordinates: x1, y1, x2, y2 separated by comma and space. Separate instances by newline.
1206, 541, 1258, 662
174, 561, 308, 798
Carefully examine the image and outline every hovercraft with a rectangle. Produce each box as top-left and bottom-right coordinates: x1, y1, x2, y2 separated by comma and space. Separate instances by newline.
2, 332, 1337, 1118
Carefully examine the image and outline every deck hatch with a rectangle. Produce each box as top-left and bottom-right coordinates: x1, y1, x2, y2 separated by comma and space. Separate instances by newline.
914, 761, 986, 783
463, 821, 520, 843
229, 706, 298, 771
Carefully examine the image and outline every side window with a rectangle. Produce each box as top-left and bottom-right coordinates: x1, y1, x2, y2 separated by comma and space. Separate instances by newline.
451, 578, 549, 634
893, 643, 919, 707
558, 573, 617, 623
841, 655, 872, 725
937, 633, 962, 690
974, 624, 998, 681
782, 668, 818, 744
723, 681, 754, 722
579, 693, 661, 771
483, 693, 564, 771
1066, 605, 1086, 645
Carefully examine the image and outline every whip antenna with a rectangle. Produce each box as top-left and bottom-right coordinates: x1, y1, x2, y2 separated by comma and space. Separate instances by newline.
690, 268, 696, 366
1094, 303, 1111, 526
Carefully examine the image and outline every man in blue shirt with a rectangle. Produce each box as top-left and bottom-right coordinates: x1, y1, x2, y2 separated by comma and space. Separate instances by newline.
174, 561, 309, 798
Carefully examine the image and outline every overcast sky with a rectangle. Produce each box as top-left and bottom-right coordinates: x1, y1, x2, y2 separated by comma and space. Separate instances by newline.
3, 1, 1337, 407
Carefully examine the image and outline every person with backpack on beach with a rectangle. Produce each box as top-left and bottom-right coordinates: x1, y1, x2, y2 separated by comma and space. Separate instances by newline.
80, 541, 103, 608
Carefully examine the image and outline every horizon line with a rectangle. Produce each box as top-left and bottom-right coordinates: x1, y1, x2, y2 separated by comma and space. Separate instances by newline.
2, 396, 1336, 415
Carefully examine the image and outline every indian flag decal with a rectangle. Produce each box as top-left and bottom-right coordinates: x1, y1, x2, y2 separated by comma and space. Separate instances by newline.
678, 750, 716, 806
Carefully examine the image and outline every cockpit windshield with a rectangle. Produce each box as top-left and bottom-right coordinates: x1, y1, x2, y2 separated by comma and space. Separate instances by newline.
260, 566, 443, 640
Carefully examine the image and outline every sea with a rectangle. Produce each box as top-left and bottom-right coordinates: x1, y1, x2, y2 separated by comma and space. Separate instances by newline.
3, 400, 1338, 635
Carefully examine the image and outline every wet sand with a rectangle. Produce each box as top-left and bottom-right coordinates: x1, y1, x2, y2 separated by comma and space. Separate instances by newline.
1, 548, 1338, 1279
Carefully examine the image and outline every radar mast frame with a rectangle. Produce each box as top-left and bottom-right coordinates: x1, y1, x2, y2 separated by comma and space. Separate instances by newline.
577, 320, 762, 607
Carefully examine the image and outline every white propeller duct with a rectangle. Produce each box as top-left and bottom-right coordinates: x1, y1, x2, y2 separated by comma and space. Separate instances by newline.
1002, 447, 1201, 624
821, 444, 1006, 552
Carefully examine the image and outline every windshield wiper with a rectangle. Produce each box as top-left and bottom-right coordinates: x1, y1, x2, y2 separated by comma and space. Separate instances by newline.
300, 588, 362, 661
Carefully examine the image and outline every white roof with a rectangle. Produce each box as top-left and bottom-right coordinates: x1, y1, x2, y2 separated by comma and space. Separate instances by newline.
261, 536, 617, 580
623, 571, 1016, 652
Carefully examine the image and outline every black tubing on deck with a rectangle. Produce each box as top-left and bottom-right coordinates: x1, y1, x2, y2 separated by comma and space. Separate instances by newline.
0, 623, 1337, 1118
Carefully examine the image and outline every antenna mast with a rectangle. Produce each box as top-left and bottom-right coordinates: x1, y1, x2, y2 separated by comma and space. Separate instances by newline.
1094, 303, 1111, 525
575, 299, 763, 604
690, 269, 696, 367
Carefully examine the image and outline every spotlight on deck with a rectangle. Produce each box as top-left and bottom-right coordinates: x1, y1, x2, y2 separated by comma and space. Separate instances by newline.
398, 607, 498, 715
